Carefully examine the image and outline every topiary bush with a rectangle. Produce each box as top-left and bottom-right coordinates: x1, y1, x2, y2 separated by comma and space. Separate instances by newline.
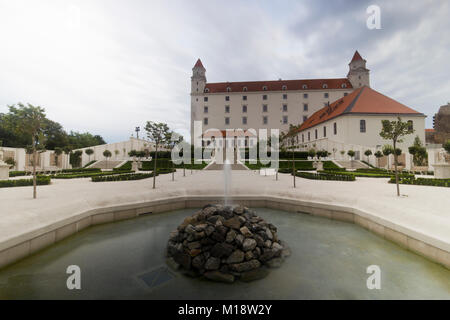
0, 176, 51, 188
294, 171, 355, 181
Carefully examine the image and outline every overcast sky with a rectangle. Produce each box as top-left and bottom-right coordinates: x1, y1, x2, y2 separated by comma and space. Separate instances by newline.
0, 0, 448, 143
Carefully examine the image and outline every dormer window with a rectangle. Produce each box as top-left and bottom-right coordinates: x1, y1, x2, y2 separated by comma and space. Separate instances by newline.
226, 87, 231, 92
282, 85, 287, 90
243, 87, 248, 92
302, 84, 308, 89
322, 84, 328, 89
262, 86, 268, 91
204, 88, 210, 93
341, 83, 347, 88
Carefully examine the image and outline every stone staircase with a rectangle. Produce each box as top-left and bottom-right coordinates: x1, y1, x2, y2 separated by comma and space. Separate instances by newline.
335, 160, 370, 169
88, 160, 123, 170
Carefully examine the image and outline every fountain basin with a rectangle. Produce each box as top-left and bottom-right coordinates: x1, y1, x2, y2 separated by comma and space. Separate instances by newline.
0, 207, 449, 299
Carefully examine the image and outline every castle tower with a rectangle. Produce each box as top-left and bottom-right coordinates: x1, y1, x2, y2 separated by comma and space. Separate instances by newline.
347, 50, 370, 88
191, 58, 206, 94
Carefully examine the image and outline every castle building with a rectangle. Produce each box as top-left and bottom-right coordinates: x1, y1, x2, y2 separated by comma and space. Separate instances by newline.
190, 51, 370, 145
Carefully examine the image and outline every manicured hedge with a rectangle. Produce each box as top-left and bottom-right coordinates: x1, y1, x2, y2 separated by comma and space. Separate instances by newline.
320, 170, 414, 179
52, 170, 132, 179
61, 168, 101, 173
294, 171, 355, 181
0, 176, 51, 188
9, 171, 28, 177
115, 160, 208, 171
83, 160, 97, 168
389, 176, 450, 187
92, 172, 157, 182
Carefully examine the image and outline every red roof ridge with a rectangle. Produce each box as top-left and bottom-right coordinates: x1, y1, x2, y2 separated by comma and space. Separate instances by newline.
349, 50, 364, 64
297, 86, 424, 133
193, 58, 205, 69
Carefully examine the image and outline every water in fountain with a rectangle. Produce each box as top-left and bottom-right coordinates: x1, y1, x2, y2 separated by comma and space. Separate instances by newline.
223, 159, 231, 206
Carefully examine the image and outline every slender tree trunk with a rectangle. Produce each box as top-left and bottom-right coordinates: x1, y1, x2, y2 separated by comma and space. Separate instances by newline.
183, 163, 185, 177
153, 146, 158, 189
172, 153, 175, 181
394, 140, 400, 197
292, 146, 296, 188
33, 147, 37, 199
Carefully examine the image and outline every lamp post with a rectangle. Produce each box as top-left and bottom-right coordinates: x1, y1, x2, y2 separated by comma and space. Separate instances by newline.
135, 126, 140, 139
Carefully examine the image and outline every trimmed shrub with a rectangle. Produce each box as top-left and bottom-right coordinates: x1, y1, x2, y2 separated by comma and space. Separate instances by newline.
294, 171, 355, 181
52, 170, 132, 179
9, 171, 28, 177
61, 168, 101, 173
92, 172, 157, 182
389, 176, 450, 187
0, 176, 51, 188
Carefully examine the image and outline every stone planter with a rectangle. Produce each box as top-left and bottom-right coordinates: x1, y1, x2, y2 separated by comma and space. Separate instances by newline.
432, 163, 450, 179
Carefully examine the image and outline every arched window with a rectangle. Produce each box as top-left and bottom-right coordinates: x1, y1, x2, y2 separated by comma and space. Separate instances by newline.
204, 88, 209, 93
341, 83, 347, 88
243, 86, 248, 92
262, 86, 268, 91
226, 87, 231, 92
302, 84, 308, 89
322, 84, 328, 89
282, 85, 287, 90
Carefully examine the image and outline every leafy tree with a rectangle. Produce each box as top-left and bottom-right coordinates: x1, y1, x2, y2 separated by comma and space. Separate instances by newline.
85, 148, 94, 162
408, 136, 427, 166
7, 103, 47, 199
145, 121, 170, 189
382, 144, 393, 156
308, 149, 316, 158
374, 150, 383, 167
379, 117, 414, 196
347, 150, 355, 168
364, 149, 372, 162
103, 150, 112, 169
70, 150, 82, 168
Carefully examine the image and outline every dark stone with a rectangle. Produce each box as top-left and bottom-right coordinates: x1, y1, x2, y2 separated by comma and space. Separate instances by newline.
210, 231, 225, 243
173, 252, 191, 270
266, 257, 283, 268
230, 259, 261, 273
210, 243, 234, 258
204, 271, 235, 283
226, 250, 245, 264
216, 225, 229, 236
259, 249, 276, 262
223, 216, 242, 230
192, 255, 205, 270
205, 257, 221, 270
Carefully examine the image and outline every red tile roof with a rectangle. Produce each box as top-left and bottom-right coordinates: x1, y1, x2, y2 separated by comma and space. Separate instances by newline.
349, 50, 363, 63
425, 128, 435, 132
297, 86, 424, 132
193, 58, 205, 69
204, 78, 352, 93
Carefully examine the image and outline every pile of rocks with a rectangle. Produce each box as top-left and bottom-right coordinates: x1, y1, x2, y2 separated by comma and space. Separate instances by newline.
166, 204, 290, 283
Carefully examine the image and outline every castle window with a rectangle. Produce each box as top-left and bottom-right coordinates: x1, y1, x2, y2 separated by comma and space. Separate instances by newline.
303, 103, 308, 111
303, 93, 308, 99
204, 106, 208, 113
344, 92, 348, 96
204, 97, 208, 102
262, 104, 268, 112
303, 115, 308, 122
282, 104, 288, 112
263, 86, 268, 91
282, 85, 287, 90
360, 120, 366, 133
263, 116, 268, 125
242, 105, 247, 113
334, 122, 337, 135
323, 126, 327, 137
225, 96, 230, 101
243, 87, 248, 92
242, 95, 247, 101
342, 83, 347, 88
225, 105, 230, 113
242, 117, 247, 125
204, 88, 209, 93
226, 87, 231, 92
225, 117, 230, 125
315, 129, 318, 139
204, 118, 208, 125
262, 94, 267, 100
282, 94, 287, 100
407, 120, 413, 130
324, 93, 329, 98
302, 134, 304, 143
302, 84, 308, 89
308, 132, 310, 141
322, 84, 328, 89
282, 116, 288, 124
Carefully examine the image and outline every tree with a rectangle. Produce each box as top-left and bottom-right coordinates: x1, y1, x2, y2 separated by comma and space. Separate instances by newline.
308, 149, 316, 159
145, 121, 170, 189
85, 148, 94, 162
8, 103, 47, 199
347, 150, 355, 168
103, 150, 112, 169
114, 150, 120, 159
364, 149, 372, 162
70, 150, 82, 168
379, 117, 414, 196
444, 140, 450, 154
408, 136, 427, 166
54, 147, 63, 168
281, 124, 300, 188
374, 150, 383, 167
